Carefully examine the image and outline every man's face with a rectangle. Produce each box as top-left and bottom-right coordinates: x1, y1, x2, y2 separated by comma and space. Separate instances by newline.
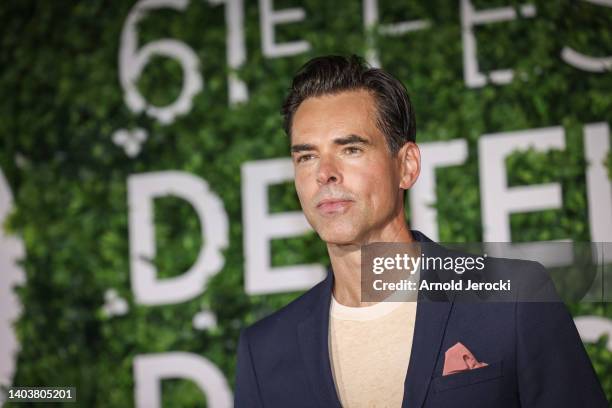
290, 89, 404, 245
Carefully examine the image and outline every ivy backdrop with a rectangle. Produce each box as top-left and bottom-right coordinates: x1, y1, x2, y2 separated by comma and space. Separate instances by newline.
1, 0, 611, 406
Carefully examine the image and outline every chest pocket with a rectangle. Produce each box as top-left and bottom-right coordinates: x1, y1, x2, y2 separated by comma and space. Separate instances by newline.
432, 360, 503, 393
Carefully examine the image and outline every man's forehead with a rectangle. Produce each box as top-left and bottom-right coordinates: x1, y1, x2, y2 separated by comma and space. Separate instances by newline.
291, 90, 380, 144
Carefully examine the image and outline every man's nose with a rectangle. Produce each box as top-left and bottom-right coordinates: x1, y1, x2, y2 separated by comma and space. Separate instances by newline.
316, 156, 342, 185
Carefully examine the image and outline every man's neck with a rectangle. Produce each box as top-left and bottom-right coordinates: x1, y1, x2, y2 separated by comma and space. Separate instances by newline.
328, 222, 415, 307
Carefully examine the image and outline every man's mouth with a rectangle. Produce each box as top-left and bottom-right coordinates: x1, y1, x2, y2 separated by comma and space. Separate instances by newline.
316, 199, 353, 214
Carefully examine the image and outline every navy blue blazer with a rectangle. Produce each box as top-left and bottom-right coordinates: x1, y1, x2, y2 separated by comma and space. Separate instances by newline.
235, 230, 608, 407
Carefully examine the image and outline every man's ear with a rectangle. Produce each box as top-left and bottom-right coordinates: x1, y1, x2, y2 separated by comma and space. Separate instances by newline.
398, 142, 420, 190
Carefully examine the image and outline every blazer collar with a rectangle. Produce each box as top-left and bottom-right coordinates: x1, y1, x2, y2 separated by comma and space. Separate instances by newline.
402, 230, 454, 408
297, 267, 341, 407
296, 230, 454, 408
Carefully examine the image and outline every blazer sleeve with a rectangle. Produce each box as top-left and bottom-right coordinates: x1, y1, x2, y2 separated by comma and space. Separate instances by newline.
515, 263, 608, 407
235, 328, 264, 408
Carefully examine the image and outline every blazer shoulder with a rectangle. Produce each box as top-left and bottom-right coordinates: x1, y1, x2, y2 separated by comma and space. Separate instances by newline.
483, 256, 557, 299
244, 274, 330, 341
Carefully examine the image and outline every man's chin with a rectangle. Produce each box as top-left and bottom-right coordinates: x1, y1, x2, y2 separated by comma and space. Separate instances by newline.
316, 227, 360, 246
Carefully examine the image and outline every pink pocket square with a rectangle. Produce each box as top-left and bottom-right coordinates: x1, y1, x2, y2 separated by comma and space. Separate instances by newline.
442, 342, 488, 376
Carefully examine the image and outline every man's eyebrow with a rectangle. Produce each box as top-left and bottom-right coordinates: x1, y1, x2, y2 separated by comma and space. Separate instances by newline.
290, 134, 371, 153
291, 143, 316, 153
333, 134, 371, 146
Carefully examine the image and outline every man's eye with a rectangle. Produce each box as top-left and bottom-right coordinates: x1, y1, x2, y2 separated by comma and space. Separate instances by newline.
297, 154, 314, 163
345, 146, 362, 155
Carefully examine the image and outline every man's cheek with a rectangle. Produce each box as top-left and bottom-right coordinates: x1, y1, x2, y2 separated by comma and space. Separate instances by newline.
294, 179, 308, 201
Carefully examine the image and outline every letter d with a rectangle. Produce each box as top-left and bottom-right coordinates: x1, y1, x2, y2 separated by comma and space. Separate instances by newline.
128, 171, 228, 305
134, 352, 231, 407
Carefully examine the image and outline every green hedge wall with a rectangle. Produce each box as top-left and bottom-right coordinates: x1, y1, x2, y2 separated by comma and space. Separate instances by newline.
1, 0, 610, 406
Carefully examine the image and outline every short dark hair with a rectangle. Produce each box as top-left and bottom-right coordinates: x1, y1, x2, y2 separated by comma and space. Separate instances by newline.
281, 54, 416, 154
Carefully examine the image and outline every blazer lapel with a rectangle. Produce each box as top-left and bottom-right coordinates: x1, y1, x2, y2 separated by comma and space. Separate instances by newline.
297, 269, 343, 408
402, 230, 455, 408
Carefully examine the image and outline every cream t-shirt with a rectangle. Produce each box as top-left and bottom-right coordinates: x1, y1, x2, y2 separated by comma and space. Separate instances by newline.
328, 295, 417, 407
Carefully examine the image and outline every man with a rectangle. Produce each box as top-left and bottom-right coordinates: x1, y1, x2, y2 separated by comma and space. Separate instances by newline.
234, 55, 607, 407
